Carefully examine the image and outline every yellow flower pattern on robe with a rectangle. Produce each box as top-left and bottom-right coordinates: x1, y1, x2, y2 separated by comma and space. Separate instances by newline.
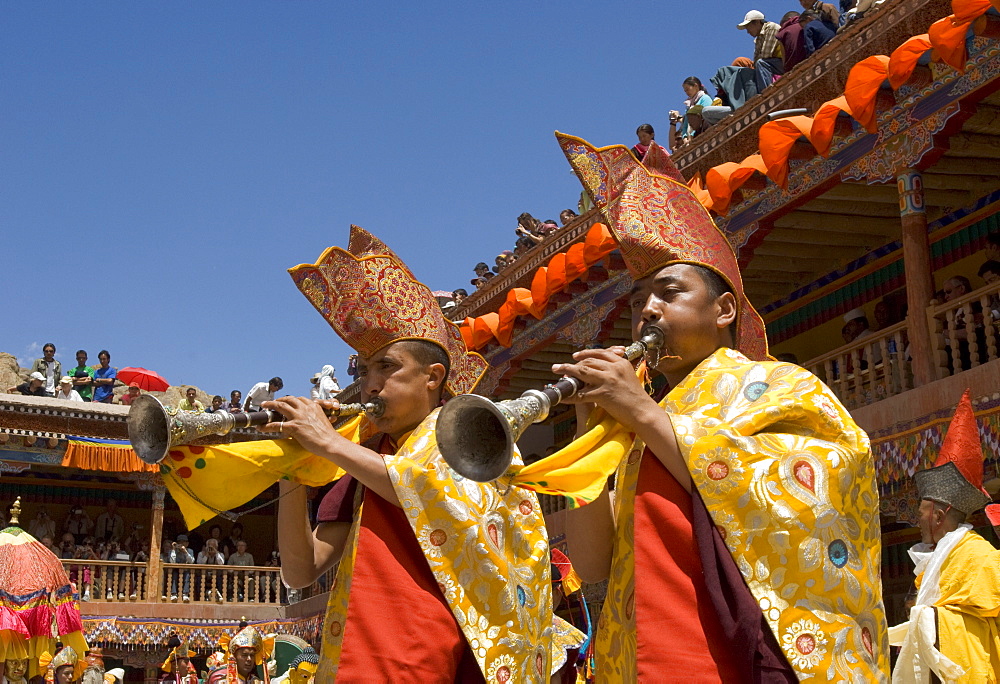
316, 408, 585, 681
597, 348, 889, 681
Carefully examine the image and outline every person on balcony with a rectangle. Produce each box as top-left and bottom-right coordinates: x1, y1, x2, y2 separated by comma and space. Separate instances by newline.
227, 540, 255, 602
159, 641, 199, 683
270, 227, 584, 681
95, 498, 124, 543
559, 209, 578, 226
890, 391, 1000, 682
799, 10, 837, 54
164, 534, 194, 603
198, 537, 226, 602
942, 276, 985, 370
737, 10, 785, 92
977, 260, 1000, 321
27, 506, 56, 541
556, 132, 888, 680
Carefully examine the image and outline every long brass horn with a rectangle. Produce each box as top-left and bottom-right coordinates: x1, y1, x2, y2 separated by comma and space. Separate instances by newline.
127, 394, 384, 464
437, 325, 664, 482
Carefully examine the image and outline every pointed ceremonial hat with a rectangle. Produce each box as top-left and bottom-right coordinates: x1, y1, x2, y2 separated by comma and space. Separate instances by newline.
555, 132, 768, 361
289, 226, 488, 396
914, 390, 992, 514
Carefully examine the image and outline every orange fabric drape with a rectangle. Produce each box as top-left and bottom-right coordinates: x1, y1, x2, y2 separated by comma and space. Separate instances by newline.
843, 56, 891, 133
928, 16, 972, 71
758, 116, 816, 188
810, 96, 854, 157
63, 441, 158, 473
951, 0, 1000, 24
705, 154, 767, 215
459, 223, 618, 349
889, 35, 933, 89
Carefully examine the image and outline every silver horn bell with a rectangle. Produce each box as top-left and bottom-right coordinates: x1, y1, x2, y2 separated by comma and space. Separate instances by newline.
436, 325, 664, 482
127, 394, 384, 465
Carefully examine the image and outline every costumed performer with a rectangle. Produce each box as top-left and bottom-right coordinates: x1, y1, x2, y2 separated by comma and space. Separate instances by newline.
206, 624, 272, 684
550, 132, 888, 681
269, 226, 585, 681
0, 657, 28, 684
39, 647, 85, 684
159, 640, 198, 683
890, 390, 1000, 683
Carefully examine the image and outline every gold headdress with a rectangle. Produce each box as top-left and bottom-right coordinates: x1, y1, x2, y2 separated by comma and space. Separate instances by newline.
39, 646, 85, 682
219, 624, 274, 666
289, 227, 488, 396
556, 132, 768, 361
160, 641, 197, 673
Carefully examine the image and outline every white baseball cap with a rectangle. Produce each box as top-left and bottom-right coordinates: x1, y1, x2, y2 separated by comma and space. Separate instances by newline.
843, 308, 866, 323
738, 10, 766, 28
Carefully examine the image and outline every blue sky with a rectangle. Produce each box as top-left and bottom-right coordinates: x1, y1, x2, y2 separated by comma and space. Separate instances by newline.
2, 1, 793, 398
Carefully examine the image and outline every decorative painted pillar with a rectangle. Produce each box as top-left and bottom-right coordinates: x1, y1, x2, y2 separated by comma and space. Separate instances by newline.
898, 169, 935, 385
145, 485, 166, 601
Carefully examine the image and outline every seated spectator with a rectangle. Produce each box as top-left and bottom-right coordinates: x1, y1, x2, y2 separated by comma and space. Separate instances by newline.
941, 275, 988, 371
537, 219, 559, 236
630, 124, 671, 166
59, 532, 78, 559
513, 236, 536, 257
317, 365, 340, 401
669, 77, 714, 146
709, 61, 758, 122
177, 388, 205, 413
670, 105, 710, 150
347, 354, 360, 381
227, 390, 243, 413
101, 541, 130, 600
799, 0, 839, 31
207, 395, 226, 413
40, 535, 59, 555
737, 10, 785, 92
92, 350, 117, 404
493, 251, 516, 274
119, 383, 141, 405
516, 212, 542, 238
9, 371, 48, 396
309, 373, 321, 400
30, 343, 62, 397
777, 11, 807, 72
800, 10, 837, 54
72, 538, 98, 601
55, 376, 84, 402
243, 378, 283, 412
452, 288, 468, 306
197, 537, 226, 601
559, 209, 578, 226
27, 507, 56, 541
68, 350, 95, 402
223, 523, 245, 558
471, 262, 495, 289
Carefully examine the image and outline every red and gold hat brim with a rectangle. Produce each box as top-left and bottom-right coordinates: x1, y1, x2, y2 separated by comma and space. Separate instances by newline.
289, 246, 487, 396
556, 131, 768, 361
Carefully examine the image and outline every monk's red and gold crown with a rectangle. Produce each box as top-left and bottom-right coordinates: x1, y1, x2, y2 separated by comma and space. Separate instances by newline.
289, 226, 488, 396
915, 390, 992, 514
556, 132, 768, 361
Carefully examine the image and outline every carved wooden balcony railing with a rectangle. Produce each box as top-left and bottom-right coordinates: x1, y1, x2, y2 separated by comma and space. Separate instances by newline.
928, 280, 1000, 379
806, 321, 913, 410
60, 560, 285, 606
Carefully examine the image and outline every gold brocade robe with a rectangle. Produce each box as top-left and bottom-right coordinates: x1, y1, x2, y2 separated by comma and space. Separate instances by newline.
316, 408, 584, 682
598, 348, 889, 681
915, 531, 1000, 683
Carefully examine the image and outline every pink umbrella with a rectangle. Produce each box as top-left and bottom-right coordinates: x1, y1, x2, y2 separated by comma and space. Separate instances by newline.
117, 367, 170, 392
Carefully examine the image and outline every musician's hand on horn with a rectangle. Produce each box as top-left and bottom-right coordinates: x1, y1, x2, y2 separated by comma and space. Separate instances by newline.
260, 396, 343, 456
552, 347, 660, 432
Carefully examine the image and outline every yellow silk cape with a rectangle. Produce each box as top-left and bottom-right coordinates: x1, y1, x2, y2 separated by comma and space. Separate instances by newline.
536, 348, 889, 681
916, 531, 1000, 683
161, 412, 584, 681
315, 408, 584, 681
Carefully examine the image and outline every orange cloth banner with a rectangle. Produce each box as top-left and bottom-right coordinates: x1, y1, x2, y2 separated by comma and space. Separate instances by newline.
63, 439, 158, 474
889, 35, 933, 89
759, 116, 816, 188
928, 16, 972, 71
459, 223, 618, 349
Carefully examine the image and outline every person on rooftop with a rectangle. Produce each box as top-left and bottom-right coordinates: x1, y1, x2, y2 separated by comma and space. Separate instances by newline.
207, 394, 227, 413
737, 10, 785, 92
68, 350, 94, 402
91, 350, 117, 404
30, 342, 62, 397
244, 377, 283, 412
177, 387, 205, 413
669, 77, 713, 147
55, 376, 84, 402
227, 389, 243, 413
9, 371, 47, 396
799, 10, 837, 54
777, 11, 808, 71
799, 0, 840, 31
630, 123, 671, 166
119, 383, 141, 405
559, 209, 578, 225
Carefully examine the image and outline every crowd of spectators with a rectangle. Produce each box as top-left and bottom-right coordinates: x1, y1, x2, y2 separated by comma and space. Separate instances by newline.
667, 2, 884, 151
6, 346, 134, 404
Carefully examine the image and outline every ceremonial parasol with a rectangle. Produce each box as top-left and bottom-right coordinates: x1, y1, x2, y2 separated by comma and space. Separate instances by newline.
0, 498, 88, 678
117, 367, 170, 392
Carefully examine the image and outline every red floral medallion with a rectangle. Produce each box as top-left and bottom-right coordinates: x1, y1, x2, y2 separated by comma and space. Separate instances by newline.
707, 460, 729, 480
793, 460, 815, 492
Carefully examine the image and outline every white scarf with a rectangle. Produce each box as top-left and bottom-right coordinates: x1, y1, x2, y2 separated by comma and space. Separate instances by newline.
889, 524, 971, 683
